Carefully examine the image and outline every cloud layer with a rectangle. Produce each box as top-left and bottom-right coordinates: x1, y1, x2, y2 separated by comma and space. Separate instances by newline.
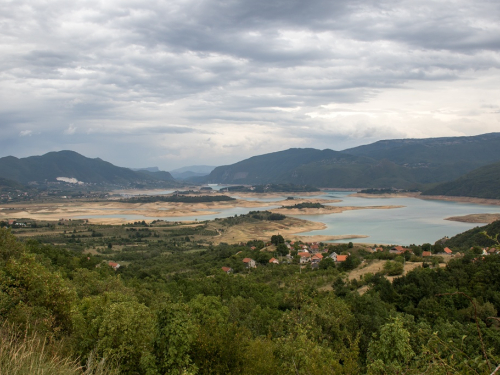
1, 0, 499, 169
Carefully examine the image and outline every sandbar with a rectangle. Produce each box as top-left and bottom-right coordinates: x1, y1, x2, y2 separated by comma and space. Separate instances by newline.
270, 204, 404, 216
353, 192, 500, 206
445, 213, 500, 224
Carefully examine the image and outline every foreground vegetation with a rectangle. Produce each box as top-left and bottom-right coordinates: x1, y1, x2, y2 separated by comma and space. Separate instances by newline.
1, 216, 500, 374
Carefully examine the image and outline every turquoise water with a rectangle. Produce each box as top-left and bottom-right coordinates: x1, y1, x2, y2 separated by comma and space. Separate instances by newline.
291, 192, 500, 245
77, 190, 500, 245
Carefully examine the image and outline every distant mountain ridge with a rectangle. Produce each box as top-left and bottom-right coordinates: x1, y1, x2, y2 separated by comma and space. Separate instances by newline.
205, 133, 500, 188
0, 151, 176, 186
170, 165, 216, 180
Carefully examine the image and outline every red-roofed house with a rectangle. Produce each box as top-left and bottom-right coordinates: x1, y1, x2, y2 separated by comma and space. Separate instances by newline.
422, 251, 431, 257
336, 255, 348, 263
390, 246, 412, 255
298, 252, 311, 263
311, 253, 323, 263
108, 261, 120, 271
443, 247, 452, 254
221, 267, 233, 274
269, 257, 279, 264
243, 258, 256, 268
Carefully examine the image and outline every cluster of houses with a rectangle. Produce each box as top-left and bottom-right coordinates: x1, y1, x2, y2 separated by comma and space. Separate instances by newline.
221, 241, 355, 273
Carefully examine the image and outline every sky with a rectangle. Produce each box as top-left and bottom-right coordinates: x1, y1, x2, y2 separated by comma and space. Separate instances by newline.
1, 0, 500, 171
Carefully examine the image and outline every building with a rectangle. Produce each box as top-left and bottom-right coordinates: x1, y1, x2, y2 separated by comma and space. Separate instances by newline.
269, 257, 279, 264
298, 252, 311, 263
243, 258, 256, 268
108, 261, 120, 271
221, 266, 233, 274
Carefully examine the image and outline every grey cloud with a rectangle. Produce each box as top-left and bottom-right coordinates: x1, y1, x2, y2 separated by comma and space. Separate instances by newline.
0, 0, 499, 168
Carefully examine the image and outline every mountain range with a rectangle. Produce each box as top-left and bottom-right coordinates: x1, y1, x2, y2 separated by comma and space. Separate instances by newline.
205, 133, 500, 189
0, 151, 176, 186
2, 133, 500, 192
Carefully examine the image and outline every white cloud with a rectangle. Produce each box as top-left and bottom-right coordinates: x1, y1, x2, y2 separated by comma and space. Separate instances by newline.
64, 124, 77, 135
19, 130, 32, 137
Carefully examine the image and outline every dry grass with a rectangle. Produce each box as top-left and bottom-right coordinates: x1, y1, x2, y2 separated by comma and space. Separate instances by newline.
0, 324, 117, 375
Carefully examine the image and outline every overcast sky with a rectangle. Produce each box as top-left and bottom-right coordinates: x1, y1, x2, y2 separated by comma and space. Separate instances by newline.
1, 0, 500, 170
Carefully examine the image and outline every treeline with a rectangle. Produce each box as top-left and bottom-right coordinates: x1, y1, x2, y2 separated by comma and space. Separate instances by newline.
222, 184, 320, 193
281, 202, 324, 209
1, 227, 500, 374
121, 195, 236, 203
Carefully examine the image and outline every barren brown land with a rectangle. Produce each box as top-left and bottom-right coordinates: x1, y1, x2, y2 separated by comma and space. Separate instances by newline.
208, 216, 367, 245
445, 213, 500, 224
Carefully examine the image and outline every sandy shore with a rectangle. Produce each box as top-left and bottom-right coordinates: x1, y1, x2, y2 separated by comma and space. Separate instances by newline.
445, 213, 500, 224
270, 204, 404, 216
0, 197, 345, 224
211, 216, 367, 244
353, 192, 500, 206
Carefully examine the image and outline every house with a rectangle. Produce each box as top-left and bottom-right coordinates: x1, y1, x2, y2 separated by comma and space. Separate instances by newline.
298, 252, 311, 263
335, 255, 348, 263
390, 246, 412, 255
311, 253, 323, 263
373, 247, 384, 252
422, 251, 431, 257
250, 246, 256, 250
243, 258, 256, 268
108, 261, 120, 271
310, 244, 320, 252
443, 247, 452, 254
488, 248, 498, 255
328, 252, 338, 262
7, 220, 16, 226
269, 257, 279, 264
221, 266, 233, 274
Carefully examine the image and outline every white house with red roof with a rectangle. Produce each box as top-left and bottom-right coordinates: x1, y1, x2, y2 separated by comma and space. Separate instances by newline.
243, 258, 256, 268
108, 261, 120, 271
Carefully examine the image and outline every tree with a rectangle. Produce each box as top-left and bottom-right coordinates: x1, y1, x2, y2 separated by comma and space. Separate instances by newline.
276, 243, 289, 256
367, 316, 415, 374
271, 234, 284, 246
154, 302, 197, 375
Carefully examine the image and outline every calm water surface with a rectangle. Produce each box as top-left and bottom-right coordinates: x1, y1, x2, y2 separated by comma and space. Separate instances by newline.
292, 192, 500, 245
79, 190, 500, 245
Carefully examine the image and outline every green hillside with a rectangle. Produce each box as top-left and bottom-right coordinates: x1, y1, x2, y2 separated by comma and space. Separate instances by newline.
0, 177, 26, 192
422, 161, 500, 199
206, 133, 500, 188
444, 220, 500, 249
0, 150, 176, 185
343, 132, 500, 181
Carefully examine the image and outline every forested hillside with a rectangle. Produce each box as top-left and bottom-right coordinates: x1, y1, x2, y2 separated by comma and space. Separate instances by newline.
1, 220, 500, 374
422, 161, 500, 199
205, 133, 500, 189
0, 150, 176, 185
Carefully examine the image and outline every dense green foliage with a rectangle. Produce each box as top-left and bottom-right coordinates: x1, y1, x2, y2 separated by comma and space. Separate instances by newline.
445, 220, 500, 249
422, 160, 500, 199
1, 223, 500, 374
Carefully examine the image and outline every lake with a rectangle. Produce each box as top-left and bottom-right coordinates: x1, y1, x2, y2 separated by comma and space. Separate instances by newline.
79, 191, 500, 245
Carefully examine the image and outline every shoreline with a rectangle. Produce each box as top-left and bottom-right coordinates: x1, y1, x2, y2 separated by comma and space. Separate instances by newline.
445, 213, 500, 224
353, 192, 500, 206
